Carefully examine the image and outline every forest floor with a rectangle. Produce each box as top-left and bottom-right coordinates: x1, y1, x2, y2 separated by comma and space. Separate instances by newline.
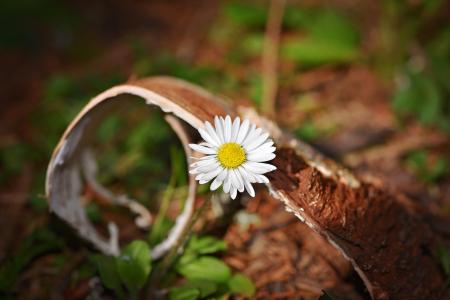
0, 0, 449, 299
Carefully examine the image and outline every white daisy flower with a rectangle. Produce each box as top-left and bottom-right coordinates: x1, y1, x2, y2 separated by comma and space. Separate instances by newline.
189, 115, 277, 199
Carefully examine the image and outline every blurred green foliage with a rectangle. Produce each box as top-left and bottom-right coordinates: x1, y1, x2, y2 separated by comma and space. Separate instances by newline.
224, 2, 360, 67
295, 121, 319, 142
405, 150, 449, 183
0, 227, 63, 292
282, 9, 360, 66
0, 0, 448, 298
436, 244, 450, 277
393, 28, 450, 134
0, 144, 29, 184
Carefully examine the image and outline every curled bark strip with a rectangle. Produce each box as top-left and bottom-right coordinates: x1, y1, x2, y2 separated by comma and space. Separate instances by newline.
81, 148, 153, 229
151, 115, 198, 260
46, 76, 446, 299
46, 77, 232, 256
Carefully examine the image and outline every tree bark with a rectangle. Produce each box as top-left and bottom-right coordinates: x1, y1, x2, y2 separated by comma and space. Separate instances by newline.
46, 76, 447, 299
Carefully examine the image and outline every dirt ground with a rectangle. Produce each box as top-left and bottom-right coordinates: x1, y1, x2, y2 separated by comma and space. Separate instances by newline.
1, 0, 449, 299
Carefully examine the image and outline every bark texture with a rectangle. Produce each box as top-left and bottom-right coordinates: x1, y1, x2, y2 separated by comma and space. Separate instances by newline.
46, 76, 446, 299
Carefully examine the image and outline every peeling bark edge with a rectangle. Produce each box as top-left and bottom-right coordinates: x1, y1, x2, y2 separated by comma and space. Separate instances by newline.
45, 76, 446, 299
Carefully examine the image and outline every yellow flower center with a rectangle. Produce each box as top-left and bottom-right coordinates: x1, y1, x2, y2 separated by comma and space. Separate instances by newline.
217, 143, 246, 169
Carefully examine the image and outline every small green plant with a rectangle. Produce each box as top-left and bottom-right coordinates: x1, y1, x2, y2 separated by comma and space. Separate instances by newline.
94, 236, 254, 299
95, 240, 151, 298
169, 235, 255, 299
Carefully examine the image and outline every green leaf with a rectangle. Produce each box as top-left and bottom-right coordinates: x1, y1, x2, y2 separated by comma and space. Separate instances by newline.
281, 9, 360, 67
187, 236, 227, 255
436, 244, 450, 277
282, 37, 358, 66
177, 256, 231, 283
224, 3, 267, 28
307, 10, 359, 46
184, 280, 218, 298
168, 286, 200, 300
95, 255, 123, 296
116, 240, 151, 294
228, 273, 255, 297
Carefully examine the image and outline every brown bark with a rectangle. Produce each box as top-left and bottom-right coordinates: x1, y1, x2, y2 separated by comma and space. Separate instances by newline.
46, 76, 447, 299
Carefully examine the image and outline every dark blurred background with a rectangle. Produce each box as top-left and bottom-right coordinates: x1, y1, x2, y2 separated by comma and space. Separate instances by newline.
0, 0, 449, 299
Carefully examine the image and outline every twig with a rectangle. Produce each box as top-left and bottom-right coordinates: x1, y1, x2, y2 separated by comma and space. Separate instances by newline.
81, 149, 153, 229
261, 0, 286, 117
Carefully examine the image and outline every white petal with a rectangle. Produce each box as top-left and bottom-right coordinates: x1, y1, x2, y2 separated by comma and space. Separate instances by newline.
223, 178, 231, 193
237, 166, 256, 183
247, 152, 276, 162
224, 116, 232, 142
216, 168, 228, 182
228, 170, 238, 188
199, 142, 213, 147
246, 141, 275, 155
231, 117, 240, 142
214, 116, 225, 143
245, 132, 269, 152
199, 128, 219, 147
243, 161, 277, 174
189, 168, 200, 175
197, 167, 222, 183
248, 146, 276, 156
209, 168, 228, 191
189, 144, 216, 155
205, 121, 221, 145
242, 126, 261, 147
230, 169, 244, 192
190, 157, 217, 168
195, 161, 220, 173
230, 186, 237, 199
190, 154, 216, 161
236, 119, 250, 144
210, 177, 222, 191
244, 180, 255, 197
254, 174, 269, 183
260, 140, 274, 148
